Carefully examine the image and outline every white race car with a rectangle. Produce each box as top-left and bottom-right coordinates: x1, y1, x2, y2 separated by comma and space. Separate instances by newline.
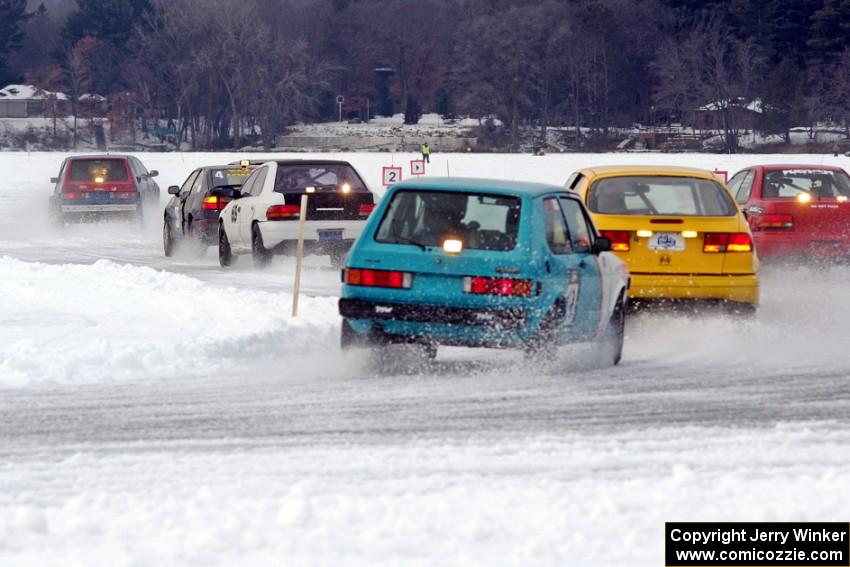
218, 160, 376, 268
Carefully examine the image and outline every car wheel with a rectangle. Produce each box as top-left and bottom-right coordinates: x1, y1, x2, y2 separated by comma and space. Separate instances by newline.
134, 207, 144, 229
48, 200, 64, 228
524, 300, 565, 355
163, 219, 176, 257
251, 223, 272, 269
218, 223, 234, 267
598, 294, 626, 366
186, 219, 207, 257
340, 318, 369, 350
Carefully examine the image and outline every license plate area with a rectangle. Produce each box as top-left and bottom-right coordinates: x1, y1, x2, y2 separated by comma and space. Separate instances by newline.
318, 229, 343, 241
649, 232, 685, 251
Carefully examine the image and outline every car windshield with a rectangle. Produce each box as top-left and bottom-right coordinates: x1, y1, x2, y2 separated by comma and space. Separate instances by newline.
68, 159, 128, 182
274, 164, 367, 193
763, 169, 850, 199
211, 167, 254, 188
589, 176, 735, 216
375, 190, 521, 251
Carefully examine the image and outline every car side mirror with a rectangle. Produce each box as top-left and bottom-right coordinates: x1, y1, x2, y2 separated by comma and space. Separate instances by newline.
50, 177, 59, 184
167, 185, 180, 195
149, 170, 159, 178
592, 236, 611, 254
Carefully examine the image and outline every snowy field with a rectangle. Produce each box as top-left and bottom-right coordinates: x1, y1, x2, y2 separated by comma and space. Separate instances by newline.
1, 151, 850, 566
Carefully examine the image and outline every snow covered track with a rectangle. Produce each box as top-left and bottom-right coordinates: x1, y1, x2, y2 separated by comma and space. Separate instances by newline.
2, 152, 850, 565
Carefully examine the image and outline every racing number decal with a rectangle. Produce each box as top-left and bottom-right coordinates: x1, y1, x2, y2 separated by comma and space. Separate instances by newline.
230, 206, 238, 224
564, 269, 580, 326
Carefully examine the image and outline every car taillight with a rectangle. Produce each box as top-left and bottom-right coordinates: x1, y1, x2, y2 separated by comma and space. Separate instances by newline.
462, 276, 533, 297
62, 192, 82, 199
601, 230, 630, 252
203, 195, 231, 211
754, 214, 794, 231
359, 203, 376, 216
266, 205, 301, 220
112, 192, 137, 200
345, 268, 412, 289
703, 233, 753, 253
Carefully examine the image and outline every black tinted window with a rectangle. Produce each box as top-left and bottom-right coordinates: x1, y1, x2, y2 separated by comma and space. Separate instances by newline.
274, 164, 367, 193
69, 159, 129, 182
375, 190, 521, 251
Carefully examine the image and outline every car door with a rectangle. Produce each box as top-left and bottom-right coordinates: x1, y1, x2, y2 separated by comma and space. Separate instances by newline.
226, 167, 262, 249
239, 167, 268, 244
184, 170, 207, 227
559, 196, 604, 338
166, 170, 199, 235
541, 196, 593, 342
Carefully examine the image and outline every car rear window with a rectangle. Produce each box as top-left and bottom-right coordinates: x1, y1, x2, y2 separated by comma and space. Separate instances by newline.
274, 164, 367, 193
589, 176, 735, 216
68, 159, 129, 182
375, 190, 521, 251
211, 167, 254, 188
763, 169, 850, 199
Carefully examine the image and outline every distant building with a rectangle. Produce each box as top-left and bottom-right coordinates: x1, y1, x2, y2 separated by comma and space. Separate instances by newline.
0, 84, 106, 118
692, 98, 762, 130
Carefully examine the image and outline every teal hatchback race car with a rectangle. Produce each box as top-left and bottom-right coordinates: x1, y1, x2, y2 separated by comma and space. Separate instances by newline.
338, 177, 630, 365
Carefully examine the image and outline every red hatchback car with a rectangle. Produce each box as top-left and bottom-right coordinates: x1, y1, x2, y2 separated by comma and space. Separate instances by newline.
729, 164, 850, 260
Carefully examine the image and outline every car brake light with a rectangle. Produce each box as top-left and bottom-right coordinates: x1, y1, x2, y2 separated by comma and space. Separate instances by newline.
462, 276, 533, 297
754, 214, 794, 231
359, 203, 375, 216
703, 233, 753, 253
62, 192, 82, 199
203, 195, 231, 211
345, 268, 412, 289
266, 204, 301, 220
601, 230, 630, 252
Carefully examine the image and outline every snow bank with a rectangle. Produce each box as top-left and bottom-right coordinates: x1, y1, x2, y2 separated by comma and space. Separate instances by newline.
1, 423, 848, 566
0, 256, 341, 387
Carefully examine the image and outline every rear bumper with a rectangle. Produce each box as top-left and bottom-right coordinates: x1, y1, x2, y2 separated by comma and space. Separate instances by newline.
754, 233, 850, 259
61, 204, 138, 213
339, 298, 528, 347
259, 219, 365, 248
629, 273, 759, 304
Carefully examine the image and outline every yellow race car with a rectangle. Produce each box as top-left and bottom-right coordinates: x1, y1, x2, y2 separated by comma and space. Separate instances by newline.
566, 165, 759, 310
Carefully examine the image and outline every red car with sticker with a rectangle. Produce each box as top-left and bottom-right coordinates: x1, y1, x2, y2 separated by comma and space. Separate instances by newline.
729, 164, 850, 260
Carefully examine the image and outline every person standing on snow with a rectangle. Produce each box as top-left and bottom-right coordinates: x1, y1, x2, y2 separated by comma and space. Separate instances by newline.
420, 142, 431, 163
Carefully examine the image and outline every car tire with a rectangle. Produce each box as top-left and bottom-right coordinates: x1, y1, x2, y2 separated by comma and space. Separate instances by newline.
134, 207, 144, 229
163, 219, 176, 257
340, 318, 368, 350
251, 223, 272, 269
219, 223, 234, 267
524, 300, 565, 355
48, 200, 64, 228
598, 294, 626, 366
186, 219, 207, 258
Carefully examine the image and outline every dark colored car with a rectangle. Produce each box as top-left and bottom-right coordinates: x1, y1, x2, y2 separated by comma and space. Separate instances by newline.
48, 155, 160, 225
163, 163, 256, 256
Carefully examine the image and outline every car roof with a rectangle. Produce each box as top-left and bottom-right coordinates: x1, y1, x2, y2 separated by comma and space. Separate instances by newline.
578, 165, 718, 179
756, 164, 846, 172
229, 159, 355, 166
66, 154, 132, 161
390, 177, 567, 197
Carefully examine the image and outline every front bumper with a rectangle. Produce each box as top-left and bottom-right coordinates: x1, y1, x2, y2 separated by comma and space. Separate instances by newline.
629, 273, 759, 304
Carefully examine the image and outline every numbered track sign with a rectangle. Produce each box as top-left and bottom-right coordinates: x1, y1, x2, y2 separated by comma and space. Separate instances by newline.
382, 166, 402, 186
410, 160, 426, 176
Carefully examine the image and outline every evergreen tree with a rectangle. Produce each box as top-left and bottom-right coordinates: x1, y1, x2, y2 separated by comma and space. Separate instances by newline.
808, 0, 850, 63
0, 0, 29, 85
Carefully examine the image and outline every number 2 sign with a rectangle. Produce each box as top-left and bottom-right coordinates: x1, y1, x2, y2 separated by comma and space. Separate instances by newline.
382, 166, 402, 186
